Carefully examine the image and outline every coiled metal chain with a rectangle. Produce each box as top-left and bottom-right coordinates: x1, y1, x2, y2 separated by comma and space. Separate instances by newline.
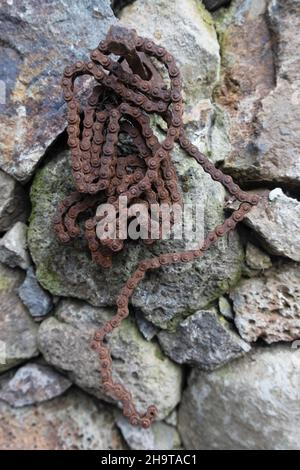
54, 26, 259, 428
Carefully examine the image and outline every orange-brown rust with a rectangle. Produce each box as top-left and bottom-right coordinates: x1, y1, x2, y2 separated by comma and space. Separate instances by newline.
54, 26, 259, 428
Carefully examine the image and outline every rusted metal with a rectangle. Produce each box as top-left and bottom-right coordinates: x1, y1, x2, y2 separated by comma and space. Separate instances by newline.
54, 26, 260, 428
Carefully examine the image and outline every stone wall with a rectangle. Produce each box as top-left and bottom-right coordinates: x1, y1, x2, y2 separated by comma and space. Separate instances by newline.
0, 0, 299, 450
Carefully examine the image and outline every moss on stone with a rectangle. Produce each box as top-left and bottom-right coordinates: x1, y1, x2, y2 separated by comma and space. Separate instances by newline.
213, 1, 236, 62
213, 0, 235, 32
118, 316, 139, 339
27, 151, 74, 296
154, 309, 191, 333
154, 344, 168, 362
28, 169, 43, 221
117, 314, 170, 363
0, 273, 13, 292
36, 264, 63, 295
0, 358, 24, 374
196, 0, 215, 28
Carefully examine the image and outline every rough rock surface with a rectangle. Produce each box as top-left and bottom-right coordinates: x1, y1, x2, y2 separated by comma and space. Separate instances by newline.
158, 308, 250, 370
0, 362, 71, 407
214, 0, 275, 178
245, 242, 272, 271
0, 0, 116, 182
240, 190, 300, 262
18, 267, 53, 318
178, 346, 300, 450
0, 388, 124, 450
0, 170, 28, 232
0, 263, 38, 373
121, 0, 220, 102
253, 0, 300, 186
0, 222, 30, 269
134, 310, 159, 341
38, 299, 183, 419
231, 262, 300, 344
121, 0, 229, 162
216, 0, 300, 186
228, 188, 300, 261
116, 415, 181, 450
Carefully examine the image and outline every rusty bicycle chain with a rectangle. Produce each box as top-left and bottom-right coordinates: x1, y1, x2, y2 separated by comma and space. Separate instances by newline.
54, 26, 260, 428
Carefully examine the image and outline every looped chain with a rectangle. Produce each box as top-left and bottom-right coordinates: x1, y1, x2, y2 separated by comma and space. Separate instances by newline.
54, 26, 259, 428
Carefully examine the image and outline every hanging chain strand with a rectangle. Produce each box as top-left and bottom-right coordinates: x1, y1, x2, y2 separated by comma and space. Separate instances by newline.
54, 26, 260, 428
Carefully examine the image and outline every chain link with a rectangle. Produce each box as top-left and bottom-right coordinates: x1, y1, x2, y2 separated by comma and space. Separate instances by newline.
54, 26, 260, 428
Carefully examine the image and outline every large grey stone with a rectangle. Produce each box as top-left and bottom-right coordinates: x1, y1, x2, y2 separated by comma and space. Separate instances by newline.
131, 139, 244, 331
120, 0, 228, 162
0, 388, 124, 450
38, 299, 183, 419
0, 362, 71, 407
228, 189, 300, 261
0, 222, 30, 269
0, 263, 38, 373
216, 0, 300, 186
121, 0, 220, 102
252, 0, 300, 186
0, 0, 116, 182
231, 262, 300, 344
28, 145, 244, 331
116, 415, 181, 450
18, 266, 53, 318
214, 0, 275, 174
158, 308, 250, 370
0, 170, 28, 232
243, 190, 300, 262
178, 346, 300, 450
